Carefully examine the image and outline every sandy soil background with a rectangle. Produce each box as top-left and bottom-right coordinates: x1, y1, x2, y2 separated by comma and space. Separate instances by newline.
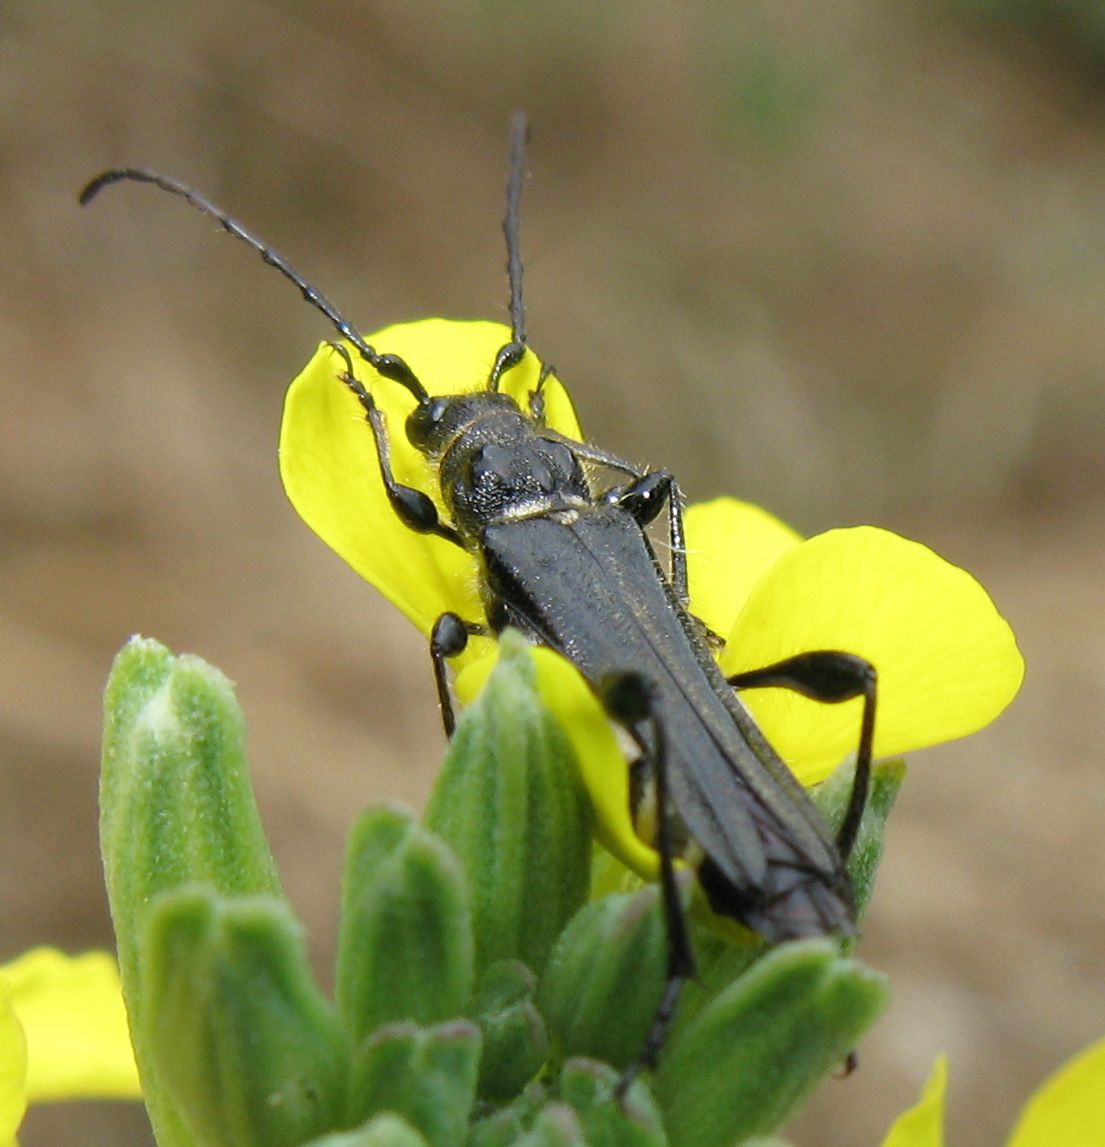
2, 3, 1104, 1144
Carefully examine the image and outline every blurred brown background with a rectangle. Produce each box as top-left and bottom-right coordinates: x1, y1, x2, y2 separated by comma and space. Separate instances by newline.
2, 2, 1104, 1144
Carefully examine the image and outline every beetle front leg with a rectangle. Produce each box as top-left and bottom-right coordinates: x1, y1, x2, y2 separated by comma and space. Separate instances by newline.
328, 342, 464, 546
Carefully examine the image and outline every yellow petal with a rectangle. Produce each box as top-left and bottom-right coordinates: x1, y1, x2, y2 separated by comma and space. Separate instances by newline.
1006, 1037, 1105, 1147
0, 973, 28, 1146
684, 497, 802, 639
881, 1056, 947, 1147
280, 318, 581, 643
4, 949, 139, 1101
718, 527, 1024, 785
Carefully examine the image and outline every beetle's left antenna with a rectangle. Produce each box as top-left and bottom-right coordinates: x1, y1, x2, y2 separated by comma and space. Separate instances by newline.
79, 168, 428, 402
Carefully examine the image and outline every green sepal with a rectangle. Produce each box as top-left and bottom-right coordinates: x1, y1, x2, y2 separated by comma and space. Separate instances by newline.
554, 1059, 667, 1147
811, 758, 906, 923
100, 637, 283, 1147
301, 1114, 431, 1147
655, 939, 889, 1147
141, 886, 349, 1147
471, 960, 549, 1099
537, 885, 669, 1069
424, 631, 592, 977
347, 1020, 481, 1147
336, 803, 474, 1043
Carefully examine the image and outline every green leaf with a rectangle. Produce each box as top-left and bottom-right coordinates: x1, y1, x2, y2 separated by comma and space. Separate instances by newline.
348, 1020, 481, 1147
336, 804, 473, 1043
141, 888, 348, 1147
655, 940, 888, 1147
424, 632, 592, 977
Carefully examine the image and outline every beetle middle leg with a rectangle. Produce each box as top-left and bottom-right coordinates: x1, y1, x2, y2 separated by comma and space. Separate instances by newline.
548, 434, 691, 609
428, 612, 493, 738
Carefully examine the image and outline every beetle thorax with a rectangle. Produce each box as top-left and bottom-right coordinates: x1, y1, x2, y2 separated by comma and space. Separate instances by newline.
424, 397, 591, 538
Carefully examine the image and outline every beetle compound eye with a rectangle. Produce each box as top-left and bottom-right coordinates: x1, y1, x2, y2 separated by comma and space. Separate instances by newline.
406, 397, 450, 449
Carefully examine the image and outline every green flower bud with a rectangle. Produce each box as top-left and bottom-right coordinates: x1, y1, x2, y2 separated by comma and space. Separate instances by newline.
555, 1059, 667, 1147
810, 758, 906, 922
141, 887, 348, 1147
302, 1113, 431, 1147
510, 1104, 587, 1147
348, 1020, 481, 1147
424, 631, 592, 977
467, 1095, 538, 1147
336, 804, 473, 1043
100, 637, 284, 1147
471, 960, 549, 1099
101, 638, 281, 917
655, 940, 889, 1147
537, 886, 669, 1069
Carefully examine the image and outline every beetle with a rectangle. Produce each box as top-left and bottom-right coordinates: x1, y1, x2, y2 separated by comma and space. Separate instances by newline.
80, 114, 878, 1084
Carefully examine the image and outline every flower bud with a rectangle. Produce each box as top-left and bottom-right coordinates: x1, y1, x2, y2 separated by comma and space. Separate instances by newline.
424, 632, 592, 977
141, 887, 348, 1147
471, 960, 548, 1099
810, 758, 906, 922
555, 1058, 666, 1146
100, 637, 284, 1147
348, 1020, 481, 1147
302, 1113, 431, 1147
511, 1104, 587, 1147
538, 887, 669, 1069
655, 940, 888, 1147
336, 804, 473, 1043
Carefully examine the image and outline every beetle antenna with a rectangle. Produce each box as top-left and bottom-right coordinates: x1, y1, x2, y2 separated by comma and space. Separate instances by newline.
78, 168, 428, 402
487, 112, 532, 391
504, 110, 529, 348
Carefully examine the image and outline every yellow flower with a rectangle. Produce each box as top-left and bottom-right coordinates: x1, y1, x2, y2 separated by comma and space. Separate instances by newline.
883, 1040, 1105, 1146
0, 949, 141, 1146
280, 319, 1023, 877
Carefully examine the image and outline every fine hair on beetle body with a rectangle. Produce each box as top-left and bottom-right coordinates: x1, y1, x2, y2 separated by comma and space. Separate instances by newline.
81, 111, 879, 1091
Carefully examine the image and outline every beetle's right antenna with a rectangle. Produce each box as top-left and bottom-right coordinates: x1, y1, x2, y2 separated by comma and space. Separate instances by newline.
488, 111, 531, 390
79, 168, 429, 402
504, 110, 529, 349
